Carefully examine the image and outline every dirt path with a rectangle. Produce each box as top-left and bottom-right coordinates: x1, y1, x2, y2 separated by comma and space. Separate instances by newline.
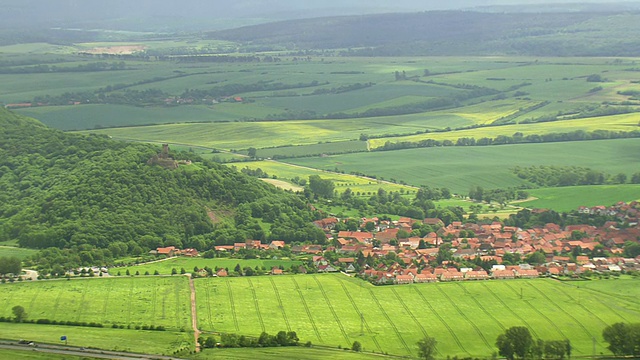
188, 275, 201, 353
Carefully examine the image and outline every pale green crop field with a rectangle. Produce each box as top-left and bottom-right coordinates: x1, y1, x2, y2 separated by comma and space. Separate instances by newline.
369, 113, 640, 149
195, 274, 640, 358
0, 322, 193, 355
109, 258, 303, 276
0, 277, 191, 331
227, 160, 415, 195
520, 185, 640, 212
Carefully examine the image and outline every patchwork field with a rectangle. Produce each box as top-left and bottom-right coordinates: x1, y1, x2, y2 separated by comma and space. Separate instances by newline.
227, 160, 415, 195
368, 113, 640, 149
0, 277, 191, 331
195, 275, 640, 358
288, 138, 640, 194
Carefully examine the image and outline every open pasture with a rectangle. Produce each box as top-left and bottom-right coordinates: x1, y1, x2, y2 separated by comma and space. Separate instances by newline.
520, 185, 640, 212
0, 322, 192, 355
0, 277, 191, 331
288, 138, 640, 194
195, 274, 640, 358
192, 346, 396, 360
227, 160, 415, 195
0, 245, 37, 260
110, 257, 303, 276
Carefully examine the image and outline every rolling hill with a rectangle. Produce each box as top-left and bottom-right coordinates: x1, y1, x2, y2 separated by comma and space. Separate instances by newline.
208, 10, 640, 56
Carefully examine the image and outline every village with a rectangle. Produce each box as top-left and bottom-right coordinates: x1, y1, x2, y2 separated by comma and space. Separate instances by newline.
138, 201, 640, 285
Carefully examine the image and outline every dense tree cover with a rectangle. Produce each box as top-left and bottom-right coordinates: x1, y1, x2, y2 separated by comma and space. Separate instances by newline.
513, 165, 616, 187
209, 10, 640, 56
602, 322, 640, 356
495, 327, 569, 360
468, 186, 529, 205
417, 337, 437, 360
0, 62, 127, 74
0, 256, 21, 275
0, 109, 324, 271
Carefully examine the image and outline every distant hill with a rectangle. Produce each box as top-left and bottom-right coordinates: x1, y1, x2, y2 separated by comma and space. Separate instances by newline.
0, 108, 324, 270
207, 10, 640, 56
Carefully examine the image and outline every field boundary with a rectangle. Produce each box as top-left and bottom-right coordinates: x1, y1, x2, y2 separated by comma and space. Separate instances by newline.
503, 282, 567, 340
456, 282, 506, 331
368, 288, 412, 355
269, 277, 292, 332
247, 279, 266, 333
481, 282, 537, 337
291, 277, 322, 342
413, 287, 468, 355
526, 282, 595, 339
391, 288, 430, 339
335, 277, 383, 353
435, 285, 493, 351
226, 281, 240, 332
312, 276, 351, 346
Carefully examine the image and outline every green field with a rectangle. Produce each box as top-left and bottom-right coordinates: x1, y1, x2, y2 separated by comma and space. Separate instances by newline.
227, 160, 415, 195
368, 113, 640, 149
110, 258, 303, 276
17, 104, 276, 131
287, 138, 640, 194
254, 141, 368, 159
191, 346, 396, 360
0, 348, 105, 360
195, 274, 640, 358
520, 185, 640, 212
0, 277, 191, 331
0, 246, 38, 260
0, 322, 192, 355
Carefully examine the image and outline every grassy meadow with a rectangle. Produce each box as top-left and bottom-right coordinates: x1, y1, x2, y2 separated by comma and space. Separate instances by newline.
0, 277, 191, 331
226, 160, 415, 195
0, 322, 193, 355
0, 245, 38, 260
191, 347, 396, 360
109, 257, 303, 276
195, 274, 640, 358
520, 185, 640, 212
288, 138, 640, 194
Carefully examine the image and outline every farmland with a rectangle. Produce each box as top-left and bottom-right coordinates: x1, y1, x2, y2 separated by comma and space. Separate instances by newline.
226, 160, 415, 195
109, 257, 303, 276
0, 322, 193, 355
0, 277, 192, 331
195, 274, 640, 358
368, 113, 640, 149
287, 138, 640, 194
520, 185, 640, 212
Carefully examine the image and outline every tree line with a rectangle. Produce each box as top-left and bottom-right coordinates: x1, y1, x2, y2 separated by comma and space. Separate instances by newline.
375, 129, 640, 151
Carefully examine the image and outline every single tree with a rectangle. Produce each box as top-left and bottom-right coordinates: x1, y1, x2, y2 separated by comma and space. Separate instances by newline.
417, 337, 437, 360
351, 340, 362, 352
12, 305, 26, 323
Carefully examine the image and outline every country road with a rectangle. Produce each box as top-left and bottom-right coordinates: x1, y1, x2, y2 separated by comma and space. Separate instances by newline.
188, 275, 201, 353
0, 340, 184, 360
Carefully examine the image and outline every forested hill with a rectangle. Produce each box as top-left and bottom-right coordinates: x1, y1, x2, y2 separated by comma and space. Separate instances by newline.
208, 10, 640, 56
0, 108, 324, 267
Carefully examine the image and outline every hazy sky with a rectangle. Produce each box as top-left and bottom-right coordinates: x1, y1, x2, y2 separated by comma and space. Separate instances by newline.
1, 0, 639, 30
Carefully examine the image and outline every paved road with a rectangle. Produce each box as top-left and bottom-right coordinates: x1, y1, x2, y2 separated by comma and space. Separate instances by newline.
0, 340, 184, 360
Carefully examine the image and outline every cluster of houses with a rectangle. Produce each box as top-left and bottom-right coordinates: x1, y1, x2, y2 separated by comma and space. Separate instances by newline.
142, 202, 640, 285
